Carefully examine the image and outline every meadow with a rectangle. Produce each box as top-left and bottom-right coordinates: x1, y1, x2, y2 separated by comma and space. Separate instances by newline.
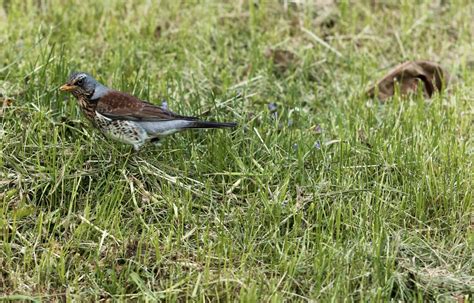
0, 0, 473, 301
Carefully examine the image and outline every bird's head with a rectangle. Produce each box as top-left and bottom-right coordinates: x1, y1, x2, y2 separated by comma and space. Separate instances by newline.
59, 72, 100, 98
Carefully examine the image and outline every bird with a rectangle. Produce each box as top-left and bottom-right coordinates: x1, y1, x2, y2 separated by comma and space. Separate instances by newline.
59, 72, 237, 151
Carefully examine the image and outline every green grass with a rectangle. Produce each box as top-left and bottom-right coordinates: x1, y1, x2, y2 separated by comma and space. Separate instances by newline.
1, 0, 473, 301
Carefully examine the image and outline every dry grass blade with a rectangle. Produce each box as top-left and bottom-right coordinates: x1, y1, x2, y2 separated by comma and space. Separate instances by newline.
136, 160, 222, 199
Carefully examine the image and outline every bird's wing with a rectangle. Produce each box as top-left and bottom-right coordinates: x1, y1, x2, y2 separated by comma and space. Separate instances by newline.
95, 91, 198, 121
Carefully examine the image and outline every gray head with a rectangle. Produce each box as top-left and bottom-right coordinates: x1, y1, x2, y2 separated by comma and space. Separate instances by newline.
60, 72, 108, 100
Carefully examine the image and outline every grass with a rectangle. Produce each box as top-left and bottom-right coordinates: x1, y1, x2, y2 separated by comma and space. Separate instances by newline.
0, 0, 473, 301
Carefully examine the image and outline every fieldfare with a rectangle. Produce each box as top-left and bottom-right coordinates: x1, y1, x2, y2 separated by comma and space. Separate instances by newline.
59, 72, 237, 150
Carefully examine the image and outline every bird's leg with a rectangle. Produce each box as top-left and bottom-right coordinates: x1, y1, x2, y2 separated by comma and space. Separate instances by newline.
133, 140, 145, 153
150, 137, 162, 147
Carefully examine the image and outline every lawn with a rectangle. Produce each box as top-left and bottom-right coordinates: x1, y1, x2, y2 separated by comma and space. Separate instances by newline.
0, 0, 473, 301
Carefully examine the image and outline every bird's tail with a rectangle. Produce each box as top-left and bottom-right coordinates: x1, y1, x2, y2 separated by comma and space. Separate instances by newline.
186, 121, 237, 129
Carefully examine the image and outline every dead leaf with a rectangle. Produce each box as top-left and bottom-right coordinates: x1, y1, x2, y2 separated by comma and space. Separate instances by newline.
154, 25, 162, 39
0, 80, 23, 116
264, 48, 297, 73
357, 128, 372, 148
154, 21, 170, 39
454, 294, 465, 303
0, 98, 13, 117
310, 124, 322, 134
367, 60, 450, 101
2, 98, 13, 107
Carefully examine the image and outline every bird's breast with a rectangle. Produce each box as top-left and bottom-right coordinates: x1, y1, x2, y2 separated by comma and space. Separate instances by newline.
77, 96, 97, 121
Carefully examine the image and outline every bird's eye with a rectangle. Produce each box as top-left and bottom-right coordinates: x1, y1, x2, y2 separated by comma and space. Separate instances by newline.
76, 78, 84, 86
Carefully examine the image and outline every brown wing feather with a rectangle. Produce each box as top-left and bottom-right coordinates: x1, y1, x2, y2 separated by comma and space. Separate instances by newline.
96, 91, 198, 121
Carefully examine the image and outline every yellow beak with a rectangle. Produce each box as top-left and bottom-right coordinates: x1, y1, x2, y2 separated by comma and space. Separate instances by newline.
59, 84, 76, 92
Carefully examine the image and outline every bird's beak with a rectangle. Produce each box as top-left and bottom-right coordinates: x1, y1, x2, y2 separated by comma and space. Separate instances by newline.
59, 83, 76, 92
